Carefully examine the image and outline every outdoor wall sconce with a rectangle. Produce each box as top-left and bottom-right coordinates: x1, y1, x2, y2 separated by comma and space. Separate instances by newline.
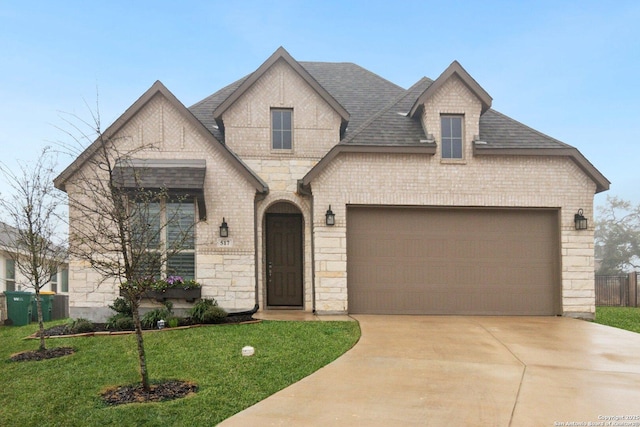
574, 209, 588, 230
219, 217, 229, 237
325, 205, 335, 226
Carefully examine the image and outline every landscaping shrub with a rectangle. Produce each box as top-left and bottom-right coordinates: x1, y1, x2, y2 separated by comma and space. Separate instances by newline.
109, 297, 133, 317
189, 298, 219, 324
114, 317, 134, 331
106, 313, 129, 330
167, 317, 180, 328
69, 318, 95, 334
141, 302, 173, 329
202, 306, 228, 324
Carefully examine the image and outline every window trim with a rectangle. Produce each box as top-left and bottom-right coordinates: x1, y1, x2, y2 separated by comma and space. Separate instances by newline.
271, 108, 293, 151
441, 115, 464, 160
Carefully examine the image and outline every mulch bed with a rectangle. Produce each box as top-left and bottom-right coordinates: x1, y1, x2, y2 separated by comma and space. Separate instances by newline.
31, 313, 258, 339
10, 346, 76, 362
101, 380, 198, 405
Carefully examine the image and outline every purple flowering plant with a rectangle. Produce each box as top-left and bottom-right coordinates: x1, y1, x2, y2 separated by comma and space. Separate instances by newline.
152, 275, 201, 291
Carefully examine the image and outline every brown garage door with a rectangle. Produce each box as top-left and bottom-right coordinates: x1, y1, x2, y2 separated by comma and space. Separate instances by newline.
347, 207, 560, 315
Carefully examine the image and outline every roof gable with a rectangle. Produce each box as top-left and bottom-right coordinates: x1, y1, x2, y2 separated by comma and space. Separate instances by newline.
212, 47, 350, 133
409, 61, 492, 117
54, 81, 267, 194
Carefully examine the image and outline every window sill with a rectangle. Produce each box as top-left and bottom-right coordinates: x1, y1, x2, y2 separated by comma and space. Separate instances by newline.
440, 159, 467, 165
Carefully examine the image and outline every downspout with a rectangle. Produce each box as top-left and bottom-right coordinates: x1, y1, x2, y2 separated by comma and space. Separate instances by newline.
298, 180, 315, 313
253, 191, 267, 311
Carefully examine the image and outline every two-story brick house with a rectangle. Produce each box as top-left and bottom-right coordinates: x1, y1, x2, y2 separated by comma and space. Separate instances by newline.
55, 47, 609, 321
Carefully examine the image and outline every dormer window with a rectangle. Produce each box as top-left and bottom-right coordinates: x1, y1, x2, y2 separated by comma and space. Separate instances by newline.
441, 115, 463, 159
272, 109, 292, 150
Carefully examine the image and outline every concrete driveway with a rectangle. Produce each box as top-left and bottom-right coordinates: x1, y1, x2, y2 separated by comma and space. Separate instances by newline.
219, 316, 640, 426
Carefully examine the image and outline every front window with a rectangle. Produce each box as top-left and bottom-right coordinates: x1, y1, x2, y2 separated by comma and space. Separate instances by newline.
166, 201, 195, 280
272, 109, 292, 150
132, 198, 196, 281
441, 116, 463, 159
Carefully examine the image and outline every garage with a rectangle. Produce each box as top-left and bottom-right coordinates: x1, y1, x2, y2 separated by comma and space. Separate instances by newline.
347, 206, 561, 315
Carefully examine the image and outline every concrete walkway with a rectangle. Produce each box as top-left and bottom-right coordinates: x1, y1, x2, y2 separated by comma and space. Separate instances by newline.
219, 315, 640, 426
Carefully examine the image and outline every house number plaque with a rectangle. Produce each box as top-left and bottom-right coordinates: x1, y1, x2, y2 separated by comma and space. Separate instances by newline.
217, 238, 233, 248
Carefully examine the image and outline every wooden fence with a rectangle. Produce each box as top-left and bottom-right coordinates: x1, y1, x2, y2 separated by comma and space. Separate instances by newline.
595, 273, 638, 307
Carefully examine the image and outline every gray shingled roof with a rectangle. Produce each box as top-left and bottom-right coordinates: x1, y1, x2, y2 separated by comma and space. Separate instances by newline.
0, 221, 19, 249
189, 76, 250, 142
189, 62, 406, 143
113, 159, 206, 190
344, 77, 434, 145
479, 109, 572, 149
189, 61, 572, 151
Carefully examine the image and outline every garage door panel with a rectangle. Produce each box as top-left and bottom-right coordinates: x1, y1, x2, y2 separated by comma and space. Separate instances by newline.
347, 207, 560, 315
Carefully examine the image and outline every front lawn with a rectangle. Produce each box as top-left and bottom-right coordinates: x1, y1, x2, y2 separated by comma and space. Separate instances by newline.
595, 306, 640, 333
0, 319, 360, 426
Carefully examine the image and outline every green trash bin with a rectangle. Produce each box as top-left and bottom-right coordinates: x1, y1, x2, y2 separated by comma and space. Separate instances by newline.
32, 292, 55, 322
4, 291, 34, 326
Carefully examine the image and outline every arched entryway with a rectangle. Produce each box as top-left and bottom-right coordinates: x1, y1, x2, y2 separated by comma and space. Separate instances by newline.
264, 202, 304, 308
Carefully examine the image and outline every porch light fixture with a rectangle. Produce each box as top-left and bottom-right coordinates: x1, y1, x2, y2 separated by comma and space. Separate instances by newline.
325, 205, 335, 226
219, 217, 229, 237
574, 209, 588, 230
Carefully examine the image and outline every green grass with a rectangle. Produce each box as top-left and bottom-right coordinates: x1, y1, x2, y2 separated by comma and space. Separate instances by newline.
0, 319, 360, 426
595, 306, 640, 333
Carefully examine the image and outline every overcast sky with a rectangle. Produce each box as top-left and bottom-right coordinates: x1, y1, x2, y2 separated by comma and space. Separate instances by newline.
1, 0, 639, 213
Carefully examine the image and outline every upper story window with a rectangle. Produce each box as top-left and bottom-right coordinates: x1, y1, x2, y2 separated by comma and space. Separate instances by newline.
272, 109, 292, 150
441, 115, 463, 159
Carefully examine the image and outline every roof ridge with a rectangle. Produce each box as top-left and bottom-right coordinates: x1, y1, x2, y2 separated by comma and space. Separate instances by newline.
341, 77, 432, 144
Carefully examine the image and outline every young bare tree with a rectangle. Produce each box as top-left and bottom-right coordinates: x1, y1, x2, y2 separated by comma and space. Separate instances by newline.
595, 196, 640, 274
0, 147, 67, 351
57, 107, 198, 392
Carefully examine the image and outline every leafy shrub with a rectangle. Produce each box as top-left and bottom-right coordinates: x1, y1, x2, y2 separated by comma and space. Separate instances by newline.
69, 318, 95, 334
109, 297, 133, 316
202, 306, 228, 324
167, 317, 180, 328
105, 313, 135, 331
114, 316, 134, 331
189, 298, 219, 323
142, 307, 172, 328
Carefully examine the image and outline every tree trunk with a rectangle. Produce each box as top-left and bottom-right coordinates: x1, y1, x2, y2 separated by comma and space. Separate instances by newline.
131, 299, 150, 391
35, 290, 46, 352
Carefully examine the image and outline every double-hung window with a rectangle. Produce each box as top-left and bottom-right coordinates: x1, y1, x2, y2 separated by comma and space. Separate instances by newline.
61, 268, 69, 293
272, 109, 292, 150
441, 115, 463, 159
166, 201, 195, 280
132, 198, 196, 281
50, 269, 58, 293
5, 259, 15, 291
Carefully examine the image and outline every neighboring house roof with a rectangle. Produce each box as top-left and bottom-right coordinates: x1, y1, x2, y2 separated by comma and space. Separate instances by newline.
0, 221, 20, 249
0, 221, 68, 260
54, 81, 268, 194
